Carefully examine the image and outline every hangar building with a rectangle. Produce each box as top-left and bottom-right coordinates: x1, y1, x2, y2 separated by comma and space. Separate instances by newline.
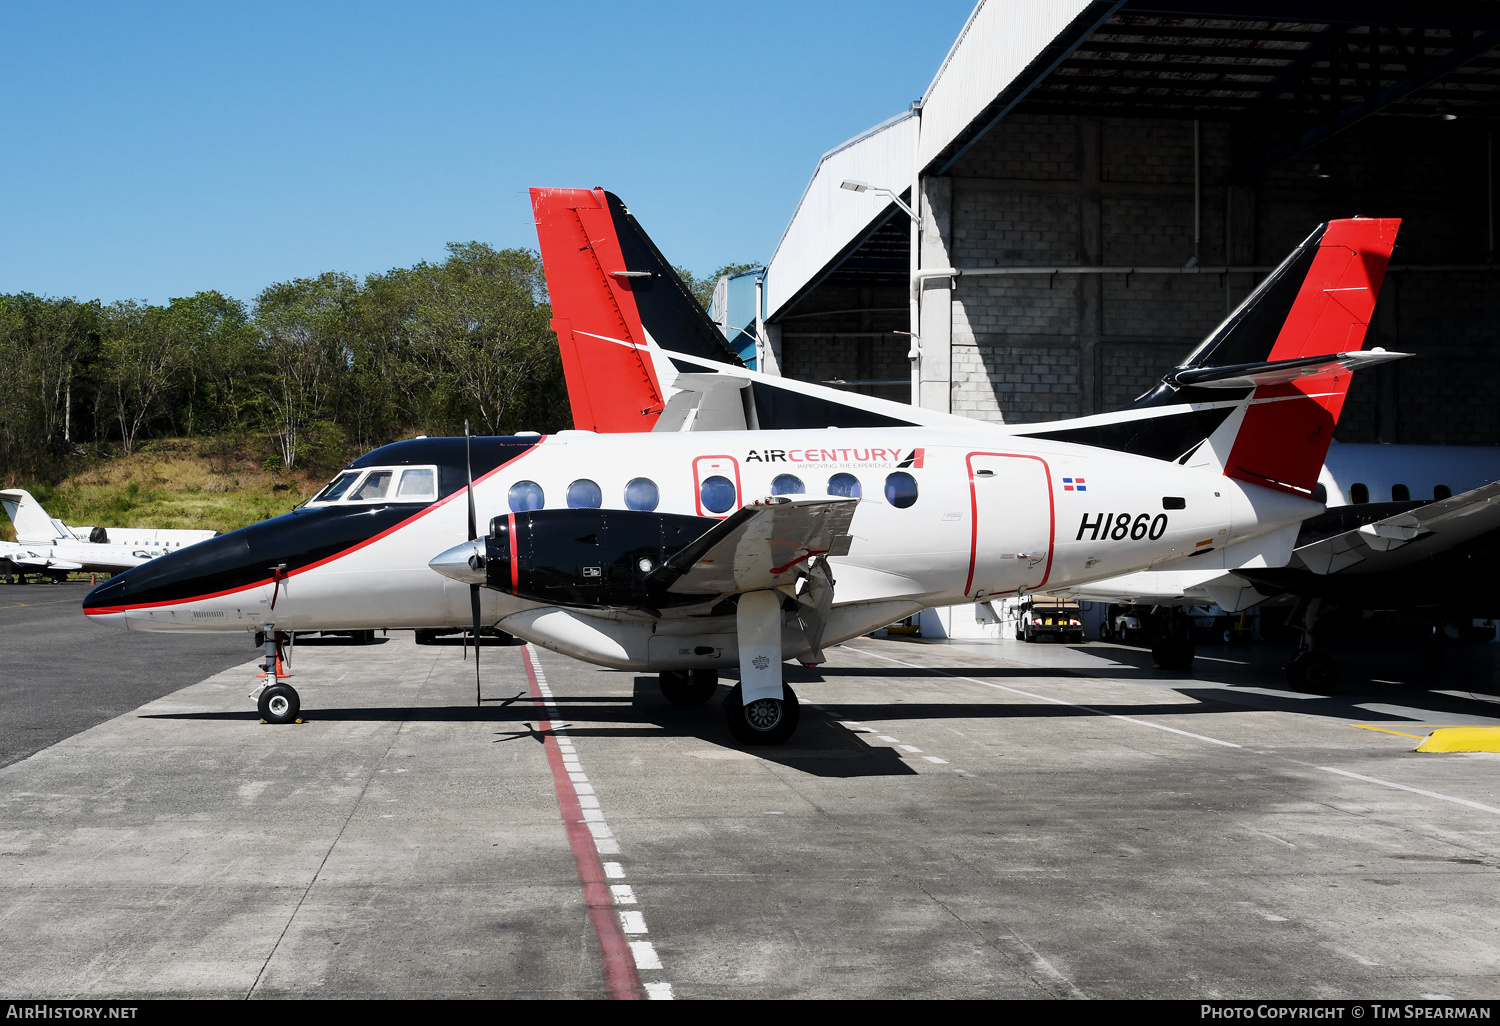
739, 1, 1500, 450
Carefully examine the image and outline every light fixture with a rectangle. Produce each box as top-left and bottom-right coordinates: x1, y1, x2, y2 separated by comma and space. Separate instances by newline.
836, 179, 916, 222
1308, 163, 1331, 180
1433, 101, 1458, 121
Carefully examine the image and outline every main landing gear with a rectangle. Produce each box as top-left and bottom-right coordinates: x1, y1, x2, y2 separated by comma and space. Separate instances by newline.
1150, 610, 1196, 671
658, 669, 720, 706
723, 681, 800, 746
252, 626, 301, 724
1283, 598, 1340, 692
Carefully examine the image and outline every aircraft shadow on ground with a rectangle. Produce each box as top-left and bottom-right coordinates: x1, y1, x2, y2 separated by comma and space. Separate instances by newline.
1065, 642, 1500, 702
137, 677, 918, 778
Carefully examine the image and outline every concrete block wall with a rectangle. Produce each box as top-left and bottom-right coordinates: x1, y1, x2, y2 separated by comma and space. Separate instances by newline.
922, 113, 1500, 442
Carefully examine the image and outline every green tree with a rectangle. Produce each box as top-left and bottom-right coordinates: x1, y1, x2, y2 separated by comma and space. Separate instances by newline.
254, 273, 357, 471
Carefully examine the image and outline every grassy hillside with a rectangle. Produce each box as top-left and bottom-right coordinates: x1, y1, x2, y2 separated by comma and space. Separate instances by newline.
2, 438, 337, 543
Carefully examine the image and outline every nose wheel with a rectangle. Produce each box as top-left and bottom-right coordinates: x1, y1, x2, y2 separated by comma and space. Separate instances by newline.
258, 684, 301, 725
253, 625, 301, 724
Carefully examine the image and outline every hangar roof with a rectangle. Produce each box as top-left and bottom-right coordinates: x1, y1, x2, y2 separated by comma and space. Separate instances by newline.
764, 0, 1500, 321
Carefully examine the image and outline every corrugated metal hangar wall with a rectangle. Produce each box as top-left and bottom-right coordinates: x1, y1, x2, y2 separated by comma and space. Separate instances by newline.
760, 1, 1500, 447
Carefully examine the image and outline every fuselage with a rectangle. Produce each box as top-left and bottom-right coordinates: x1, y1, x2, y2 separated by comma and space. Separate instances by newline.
83, 428, 1319, 667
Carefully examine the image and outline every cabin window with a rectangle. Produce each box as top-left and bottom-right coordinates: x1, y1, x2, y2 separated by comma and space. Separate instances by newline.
884, 472, 918, 509
1349, 483, 1369, 504
828, 473, 862, 499
771, 474, 804, 496
700, 475, 736, 514
314, 472, 360, 502
396, 468, 436, 500
567, 479, 602, 509
350, 470, 393, 501
508, 481, 545, 512
1312, 483, 1327, 504
1435, 485, 1452, 500
624, 478, 659, 511
1391, 483, 1410, 502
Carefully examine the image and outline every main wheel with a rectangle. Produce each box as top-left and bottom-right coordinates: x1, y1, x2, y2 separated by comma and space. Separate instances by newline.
724, 682, 800, 745
1285, 651, 1338, 691
258, 684, 301, 724
1152, 637, 1195, 671
659, 670, 718, 706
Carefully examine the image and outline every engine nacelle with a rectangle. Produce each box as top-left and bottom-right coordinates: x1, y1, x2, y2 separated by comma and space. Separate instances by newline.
484, 509, 715, 609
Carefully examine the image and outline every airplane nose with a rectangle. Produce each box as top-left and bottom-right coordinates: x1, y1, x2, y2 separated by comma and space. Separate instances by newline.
82, 574, 131, 630
429, 540, 487, 585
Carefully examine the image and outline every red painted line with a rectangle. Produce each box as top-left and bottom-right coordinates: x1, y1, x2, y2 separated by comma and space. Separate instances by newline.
520, 645, 641, 1001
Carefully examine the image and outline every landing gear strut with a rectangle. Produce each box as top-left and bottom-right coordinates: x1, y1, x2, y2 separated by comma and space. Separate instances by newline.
1283, 597, 1339, 691
659, 669, 719, 706
1150, 609, 1195, 671
253, 626, 301, 724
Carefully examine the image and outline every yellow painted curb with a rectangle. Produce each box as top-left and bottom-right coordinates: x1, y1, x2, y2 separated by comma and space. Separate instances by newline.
1415, 726, 1500, 753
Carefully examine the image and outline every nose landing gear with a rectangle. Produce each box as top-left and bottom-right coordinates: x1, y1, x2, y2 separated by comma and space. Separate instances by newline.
251, 626, 301, 724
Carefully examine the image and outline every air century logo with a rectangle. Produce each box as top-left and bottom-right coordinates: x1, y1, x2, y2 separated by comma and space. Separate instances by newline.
896, 448, 925, 469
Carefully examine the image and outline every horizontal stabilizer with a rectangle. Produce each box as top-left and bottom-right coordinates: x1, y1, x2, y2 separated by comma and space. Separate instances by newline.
1170, 349, 1410, 389
650, 496, 858, 596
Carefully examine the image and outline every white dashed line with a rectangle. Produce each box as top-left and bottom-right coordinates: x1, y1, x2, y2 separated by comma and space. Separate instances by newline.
848, 646, 1241, 749
526, 646, 673, 999
1319, 766, 1500, 816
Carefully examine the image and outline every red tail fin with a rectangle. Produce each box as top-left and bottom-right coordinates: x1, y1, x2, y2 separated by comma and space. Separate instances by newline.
531, 187, 666, 432
1224, 217, 1399, 495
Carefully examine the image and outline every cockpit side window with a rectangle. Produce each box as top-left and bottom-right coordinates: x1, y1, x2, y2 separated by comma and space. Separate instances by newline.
315, 472, 360, 503
396, 468, 436, 500
350, 470, 393, 501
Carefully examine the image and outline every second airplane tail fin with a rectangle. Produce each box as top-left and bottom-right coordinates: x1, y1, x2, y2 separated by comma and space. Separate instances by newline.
1025, 217, 1403, 496
0, 489, 72, 544
1192, 217, 1401, 496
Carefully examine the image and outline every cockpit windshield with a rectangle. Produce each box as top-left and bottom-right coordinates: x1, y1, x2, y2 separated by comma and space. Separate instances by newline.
314, 472, 360, 503
309, 465, 439, 506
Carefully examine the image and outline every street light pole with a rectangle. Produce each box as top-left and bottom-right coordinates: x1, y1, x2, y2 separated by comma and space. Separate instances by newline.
840, 180, 922, 406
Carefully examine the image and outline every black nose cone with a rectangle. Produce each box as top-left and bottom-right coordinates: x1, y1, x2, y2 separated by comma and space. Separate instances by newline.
83, 573, 128, 611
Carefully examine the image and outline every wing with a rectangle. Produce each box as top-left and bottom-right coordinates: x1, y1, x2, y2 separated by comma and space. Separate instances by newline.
647, 496, 858, 597
1293, 481, 1500, 575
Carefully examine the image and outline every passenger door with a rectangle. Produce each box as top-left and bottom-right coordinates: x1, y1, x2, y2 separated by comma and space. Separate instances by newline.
965, 452, 1054, 598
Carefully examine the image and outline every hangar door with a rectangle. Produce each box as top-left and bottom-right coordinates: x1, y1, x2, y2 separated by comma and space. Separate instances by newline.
965, 453, 1054, 598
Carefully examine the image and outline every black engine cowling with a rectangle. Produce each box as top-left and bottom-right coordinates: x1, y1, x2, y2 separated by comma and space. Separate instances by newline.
485, 509, 715, 608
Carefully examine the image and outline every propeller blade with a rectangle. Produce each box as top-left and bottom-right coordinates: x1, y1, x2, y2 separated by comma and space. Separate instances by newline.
465, 419, 477, 542
471, 583, 482, 707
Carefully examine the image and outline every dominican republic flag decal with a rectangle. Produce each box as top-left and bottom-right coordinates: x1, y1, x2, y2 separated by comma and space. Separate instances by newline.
1063, 477, 1086, 491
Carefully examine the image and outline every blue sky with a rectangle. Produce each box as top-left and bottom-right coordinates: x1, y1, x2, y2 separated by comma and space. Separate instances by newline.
1, 1, 975, 305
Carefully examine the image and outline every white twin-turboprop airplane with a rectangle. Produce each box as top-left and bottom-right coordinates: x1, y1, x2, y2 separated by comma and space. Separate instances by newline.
85, 198, 1403, 744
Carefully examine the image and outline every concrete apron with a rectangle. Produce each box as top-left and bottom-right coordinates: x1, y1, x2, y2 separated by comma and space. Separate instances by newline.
0, 637, 603, 999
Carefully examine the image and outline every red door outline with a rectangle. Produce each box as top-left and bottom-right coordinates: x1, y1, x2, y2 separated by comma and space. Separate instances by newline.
692, 455, 742, 518
964, 452, 1055, 597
